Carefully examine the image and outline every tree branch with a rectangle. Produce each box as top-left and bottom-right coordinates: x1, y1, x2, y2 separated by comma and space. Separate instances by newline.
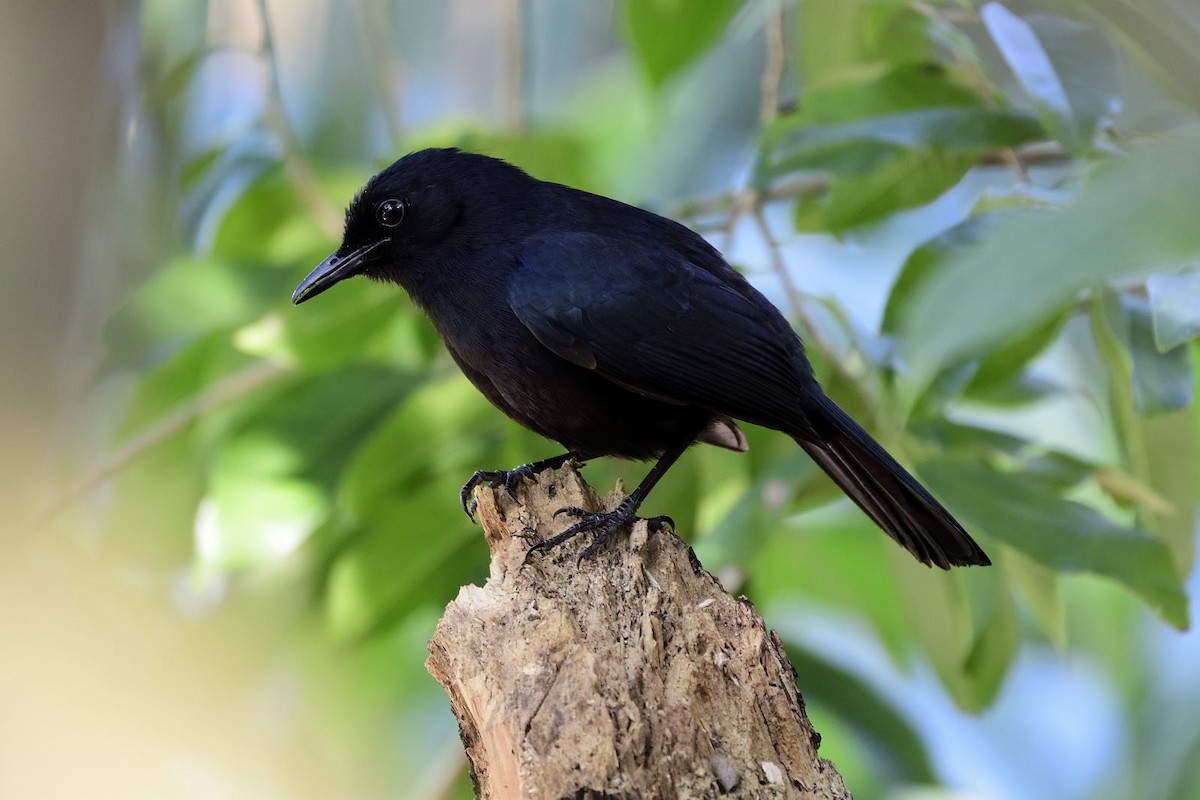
761, 2, 787, 126
35, 360, 286, 528
500, 0, 525, 132
254, 0, 343, 237
428, 464, 852, 799
350, 0, 406, 148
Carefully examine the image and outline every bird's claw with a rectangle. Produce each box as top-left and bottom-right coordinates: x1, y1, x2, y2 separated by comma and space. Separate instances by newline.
460, 470, 501, 521
553, 505, 589, 520
645, 514, 675, 532
459, 463, 546, 522
526, 501, 663, 564
506, 468, 536, 500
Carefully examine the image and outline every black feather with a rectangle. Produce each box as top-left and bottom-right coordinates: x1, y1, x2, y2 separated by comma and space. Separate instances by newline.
795, 393, 990, 568
295, 148, 991, 568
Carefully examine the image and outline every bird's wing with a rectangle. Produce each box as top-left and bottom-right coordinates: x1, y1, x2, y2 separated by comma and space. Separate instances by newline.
508, 231, 810, 433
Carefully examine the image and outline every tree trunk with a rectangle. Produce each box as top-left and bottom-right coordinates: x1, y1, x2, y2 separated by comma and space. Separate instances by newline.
427, 464, 851, 799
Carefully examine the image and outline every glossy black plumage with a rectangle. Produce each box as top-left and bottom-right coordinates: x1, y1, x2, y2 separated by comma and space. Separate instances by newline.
293, 148, 990, 569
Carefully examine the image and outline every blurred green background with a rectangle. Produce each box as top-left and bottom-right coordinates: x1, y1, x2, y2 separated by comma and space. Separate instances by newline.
4, 0, 1200, 797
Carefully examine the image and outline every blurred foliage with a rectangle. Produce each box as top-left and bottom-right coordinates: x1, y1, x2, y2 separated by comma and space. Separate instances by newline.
87, 0, 1200, 797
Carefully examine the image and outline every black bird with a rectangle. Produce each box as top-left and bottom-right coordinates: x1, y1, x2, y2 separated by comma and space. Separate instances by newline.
293, 149, 990, 568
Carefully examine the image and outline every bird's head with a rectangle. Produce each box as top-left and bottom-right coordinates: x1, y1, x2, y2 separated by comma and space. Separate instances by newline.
292, 148, 534, 304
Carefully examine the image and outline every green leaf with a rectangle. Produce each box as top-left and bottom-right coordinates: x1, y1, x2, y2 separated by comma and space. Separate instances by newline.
981, 5, 1119, 153
105, 255, 284, 369
923, 5, 983, 70
339, 376, 501, 522
182, 146, 223, 192
1005, 551, 1067, 650
792, 194, 829, 233
243, 365, 418, 484
958, 585, 1020, 710
863, 4, 935, 70
889, 549, 976, 706
1135, 408, 1198, 574
901, 138, 1200, 389
758, 63, 997, 186
905, 360, 975, 423
750, 509, 914, 659
114, 331, 257, 441
912, 418, 1034, 458
181, 140, 274, 249
921, 461, 1188, 628
272, 286, 410, 371
693, 449, 816, 567
781, 642, 937, 783
1095, 289, 1195, 416
779, 139, 899, 183
1025, 14, 1121, 150
197, 365, 417, 571
795, 0, 930, 92
324, 483, 483, 642
964, 310, 1070, 399
883, 215, 999, 334
198, 435, 330, 571
802, 63, 982, 123
1147, 270, 1200, 352
963, 373, 1061, 408
913, 418, 1098, 490
621, 0, 742, 88
760, 106, 1042, 182
1093, 293, 1197, 573
796, 0, 877, 92
760, 100, 1042, 231
1090, 0, 1200, 114
1021, 445, 1096, 484
211, 166, 328, 265
982, 5, 1072, 130
774, 106, 1044, 156
823, 149, 977, 233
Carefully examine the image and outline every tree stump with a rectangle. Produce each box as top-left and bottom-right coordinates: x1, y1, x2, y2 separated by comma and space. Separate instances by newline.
427, 464, 851, 799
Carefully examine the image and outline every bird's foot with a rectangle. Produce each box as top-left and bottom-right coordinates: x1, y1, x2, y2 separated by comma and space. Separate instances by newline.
524, 500, 674, 564
460, 467, 536, 522
460, 454, 575, 521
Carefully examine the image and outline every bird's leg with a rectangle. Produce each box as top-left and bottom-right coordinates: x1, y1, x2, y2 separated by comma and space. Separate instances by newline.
460, 452, 576, 521
525, 432, 698, 564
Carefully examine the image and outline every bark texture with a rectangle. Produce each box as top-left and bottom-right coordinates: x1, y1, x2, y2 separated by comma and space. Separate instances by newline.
427, 464, 851, 799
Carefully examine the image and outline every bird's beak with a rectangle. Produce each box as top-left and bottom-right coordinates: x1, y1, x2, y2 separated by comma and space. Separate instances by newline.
292, 238, 390, 304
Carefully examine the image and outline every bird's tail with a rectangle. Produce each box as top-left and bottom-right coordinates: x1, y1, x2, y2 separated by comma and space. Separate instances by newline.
794, 392, 990, 569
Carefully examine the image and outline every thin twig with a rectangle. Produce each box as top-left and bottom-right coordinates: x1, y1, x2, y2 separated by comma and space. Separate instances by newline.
749, 207, 879, 417
350, 0, 405, 148
913, 0, 1033, 185
979, 141, 1067, 166
718, 2, 788, 254
713, 0, 788, 254
678, 173, 829, 221
743, 4, 879, 415
750, 206, 805, 316
677, 143, 1069, 223
999, 147, 1031, 183
254, 0, 343, 237
760, 1, 786, 126
35, 360, 287, 528
501, 0, 525, 132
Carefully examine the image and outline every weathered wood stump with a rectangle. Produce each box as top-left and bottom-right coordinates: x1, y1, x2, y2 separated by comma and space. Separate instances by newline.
427, 464, 851, 799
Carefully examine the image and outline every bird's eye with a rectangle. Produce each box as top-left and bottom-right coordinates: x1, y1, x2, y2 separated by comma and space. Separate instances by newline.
375, 198, 405, 228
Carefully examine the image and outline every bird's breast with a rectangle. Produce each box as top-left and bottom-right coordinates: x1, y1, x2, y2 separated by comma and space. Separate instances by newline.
436, 308, 707, 459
